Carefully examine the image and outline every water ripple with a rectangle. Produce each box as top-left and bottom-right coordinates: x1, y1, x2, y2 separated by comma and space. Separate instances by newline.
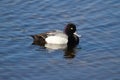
0, 0, 120, 80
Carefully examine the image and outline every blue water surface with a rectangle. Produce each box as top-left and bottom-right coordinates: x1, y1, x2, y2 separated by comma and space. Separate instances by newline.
0, 0, 120, 80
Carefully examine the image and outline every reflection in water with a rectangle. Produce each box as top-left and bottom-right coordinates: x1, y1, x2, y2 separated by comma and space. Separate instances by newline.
64, 45, 76, 58
32, 41, 78, 58
45, 44, 67, 50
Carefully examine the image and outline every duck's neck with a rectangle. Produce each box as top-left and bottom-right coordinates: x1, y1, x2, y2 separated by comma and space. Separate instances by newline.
64, 31, 73, 37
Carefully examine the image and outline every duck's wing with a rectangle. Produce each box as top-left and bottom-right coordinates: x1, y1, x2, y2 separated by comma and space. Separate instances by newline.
31, 33, 47, 40
46, 30, 63, 36
31, 30, 68, 45
47, 30, 68, 38
31, 30, 61, 42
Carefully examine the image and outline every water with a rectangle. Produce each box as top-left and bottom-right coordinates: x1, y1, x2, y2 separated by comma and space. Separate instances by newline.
0, 0, 120, 80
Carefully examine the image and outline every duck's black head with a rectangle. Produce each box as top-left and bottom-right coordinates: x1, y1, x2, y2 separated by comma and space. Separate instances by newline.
64, 23, 76, 36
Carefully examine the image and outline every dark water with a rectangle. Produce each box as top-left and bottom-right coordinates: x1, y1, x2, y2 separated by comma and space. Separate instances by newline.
0, 0, 120, 80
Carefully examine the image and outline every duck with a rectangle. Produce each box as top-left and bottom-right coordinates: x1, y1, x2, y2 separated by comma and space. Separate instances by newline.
31, 23, 81, 46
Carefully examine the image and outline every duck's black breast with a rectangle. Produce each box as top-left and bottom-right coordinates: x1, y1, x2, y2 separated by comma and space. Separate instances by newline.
67, 35, 79, 46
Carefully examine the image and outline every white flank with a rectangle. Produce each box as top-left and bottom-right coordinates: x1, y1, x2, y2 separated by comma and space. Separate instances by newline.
45, 36, 68, 44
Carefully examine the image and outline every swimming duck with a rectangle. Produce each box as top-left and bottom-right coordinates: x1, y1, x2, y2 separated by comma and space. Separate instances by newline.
31, 23, 80, 46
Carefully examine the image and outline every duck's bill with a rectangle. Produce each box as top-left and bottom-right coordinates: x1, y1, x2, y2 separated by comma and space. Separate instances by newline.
74, 32, 82, 37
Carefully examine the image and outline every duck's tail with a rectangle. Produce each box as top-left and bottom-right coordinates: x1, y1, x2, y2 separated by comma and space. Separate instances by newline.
30, 35, 35, 39
30, 35, 46, 45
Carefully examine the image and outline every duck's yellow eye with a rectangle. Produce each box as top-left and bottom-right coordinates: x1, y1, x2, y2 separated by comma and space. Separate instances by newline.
70, 27, 73, 30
